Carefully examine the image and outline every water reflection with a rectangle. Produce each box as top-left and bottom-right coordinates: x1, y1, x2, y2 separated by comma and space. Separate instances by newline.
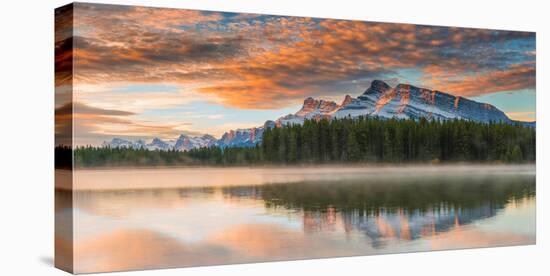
56, 168, 535, 273
221, 175, 535, 246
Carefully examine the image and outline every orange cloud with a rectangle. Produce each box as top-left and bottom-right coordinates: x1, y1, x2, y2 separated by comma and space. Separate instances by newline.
423, 62, 536, 97
55, 102, 197, 145
506, 111, 536, 122
56, 3, 535, 110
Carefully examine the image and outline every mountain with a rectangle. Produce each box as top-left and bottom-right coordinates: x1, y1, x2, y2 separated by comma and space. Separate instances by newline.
277, 79, 521, 125
216, 96, 354, 146
102, 138, 142, 149
277, 97, 342, 126
334, 80, 511, 123
104, 80, 533, 150
147, 137, 172, 151
174, 134, 216, 151
216, 80, 532, 147
215, 121, 276, 148
103, 135, 216, 151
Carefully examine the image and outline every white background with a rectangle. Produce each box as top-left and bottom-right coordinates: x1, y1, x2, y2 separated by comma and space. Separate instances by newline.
0, 0, 548, 275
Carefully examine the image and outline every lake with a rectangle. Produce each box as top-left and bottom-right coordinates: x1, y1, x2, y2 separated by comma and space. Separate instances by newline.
55, 165, 536, 273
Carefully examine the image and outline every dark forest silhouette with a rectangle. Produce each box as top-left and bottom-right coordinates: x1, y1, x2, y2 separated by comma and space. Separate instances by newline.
59, 117, 535, 168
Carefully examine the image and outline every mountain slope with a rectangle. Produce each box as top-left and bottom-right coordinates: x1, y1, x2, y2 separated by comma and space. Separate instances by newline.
174, 134, 216, 151
216, 80, 528, 147
103, 135, 216, 151
104, 80, 532, 150
215, 121, 276, 148
277, 95, 356, 126
334, 80, 511, 123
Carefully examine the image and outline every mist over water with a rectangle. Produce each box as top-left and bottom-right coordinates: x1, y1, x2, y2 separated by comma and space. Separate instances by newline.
56, 165, 536, 273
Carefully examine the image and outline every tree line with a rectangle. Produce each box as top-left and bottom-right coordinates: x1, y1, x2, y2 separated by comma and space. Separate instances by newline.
69, 117, 535, 168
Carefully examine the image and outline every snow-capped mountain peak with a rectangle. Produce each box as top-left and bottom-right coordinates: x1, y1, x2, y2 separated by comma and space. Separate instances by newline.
341, 95, 354, 107
295, 97, 340, 117
173, 134, 216, 151
220, 80, 524, 148
104, 134, 218, 151
364, 79, 392, 95
335, 80, 511, 123
277, 97, 341, 126
104, 79, 532, 151
102, 138, 139, 149
147, 137, 172, 151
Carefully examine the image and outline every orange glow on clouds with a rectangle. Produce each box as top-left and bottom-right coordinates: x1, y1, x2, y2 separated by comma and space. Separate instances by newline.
55, 3, 536, 143
56, 3, 535, 110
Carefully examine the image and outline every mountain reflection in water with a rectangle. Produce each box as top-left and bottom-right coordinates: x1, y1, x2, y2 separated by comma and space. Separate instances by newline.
56, 167, 535, 273
222, 175, 535, 246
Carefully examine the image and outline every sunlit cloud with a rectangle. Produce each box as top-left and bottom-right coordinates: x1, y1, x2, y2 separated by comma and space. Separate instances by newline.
505, 111, 536, 122
55, 3, 536, 143
59, 5, 535, 109
74, 83, 220, 113
207, 114, 224, 119
55, 102, 200, 145
422, 62, 536, 97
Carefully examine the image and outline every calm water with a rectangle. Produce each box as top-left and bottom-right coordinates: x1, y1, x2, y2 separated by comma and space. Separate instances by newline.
56, 165, 536, 273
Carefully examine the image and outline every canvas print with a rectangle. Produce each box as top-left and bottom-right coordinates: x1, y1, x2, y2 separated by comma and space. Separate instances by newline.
55, 2, 536, 274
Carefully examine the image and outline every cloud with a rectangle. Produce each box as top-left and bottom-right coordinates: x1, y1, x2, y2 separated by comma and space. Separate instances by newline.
73, 4, 224, 35
55, 102, 198, 145
73, 113, 196, 145
72, 82, 222, 113
55, 102, 135, 146
55, 4, 77, 87
56, 3, 535, 111
71, 34, 249, 84
505, 111, 536, 122
422, 62, 536, 97
56, 102, 135, 116
207, 114, 224, 119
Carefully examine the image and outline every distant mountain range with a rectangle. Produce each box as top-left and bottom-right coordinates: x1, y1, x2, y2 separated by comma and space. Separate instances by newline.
102, 134, 216, 151
103, 80, 535, 151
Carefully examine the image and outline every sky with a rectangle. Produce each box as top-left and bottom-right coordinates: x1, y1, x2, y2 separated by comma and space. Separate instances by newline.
55, 3, 536, 146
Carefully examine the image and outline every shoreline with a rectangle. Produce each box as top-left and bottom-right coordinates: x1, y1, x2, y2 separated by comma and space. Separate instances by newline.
56, 164, 536, 191
69, 161, 536, 171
